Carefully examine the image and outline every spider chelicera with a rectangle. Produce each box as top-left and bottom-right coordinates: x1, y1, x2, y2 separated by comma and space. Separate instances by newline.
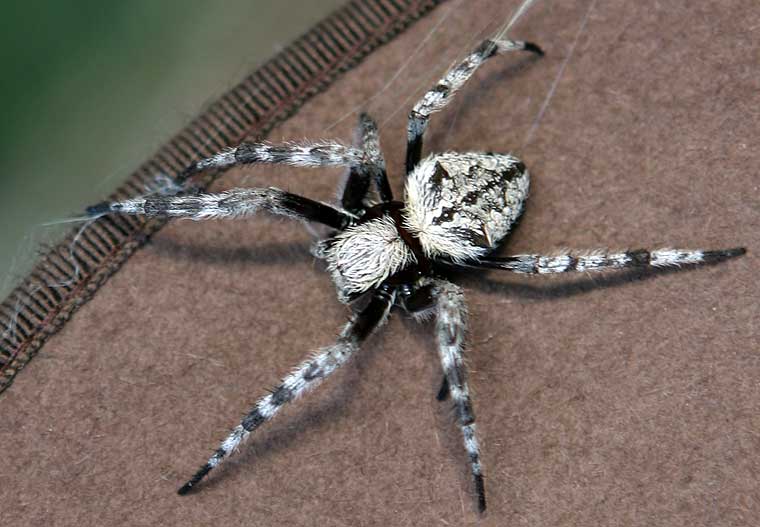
86, 35, 744, 513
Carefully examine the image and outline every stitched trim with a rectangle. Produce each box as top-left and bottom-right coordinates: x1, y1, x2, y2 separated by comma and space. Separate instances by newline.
0, 0, 444, 395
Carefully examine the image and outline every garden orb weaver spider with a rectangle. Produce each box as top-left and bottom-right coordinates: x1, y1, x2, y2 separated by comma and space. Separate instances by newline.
85, 34, 744, 513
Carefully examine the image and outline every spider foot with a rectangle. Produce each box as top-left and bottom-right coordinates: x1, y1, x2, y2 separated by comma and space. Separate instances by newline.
85, 202, 112, 217
522, 41, 544, 56
177, 463, 213, 496
702, 247, 746, 263
475, 474, 486, 513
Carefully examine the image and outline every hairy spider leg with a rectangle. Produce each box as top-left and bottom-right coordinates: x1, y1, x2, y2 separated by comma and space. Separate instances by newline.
175, 140, 376, 183
342, 113, 392, 213
178, 288, 394, 495
85, 187, 354, 230
398, 282, 450, 400
405, 39, 544, 175
431, 280, 487, 512
455, 247, 747, 274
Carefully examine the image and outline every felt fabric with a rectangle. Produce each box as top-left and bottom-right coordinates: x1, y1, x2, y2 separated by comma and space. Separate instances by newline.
1, 1, 758, 525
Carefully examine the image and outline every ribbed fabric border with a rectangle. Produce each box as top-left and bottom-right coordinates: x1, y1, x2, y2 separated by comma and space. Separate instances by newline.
0, 0, 444, 395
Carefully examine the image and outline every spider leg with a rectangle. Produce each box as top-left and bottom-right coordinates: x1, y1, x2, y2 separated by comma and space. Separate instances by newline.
399, 282, 450, 401
341, 113, 392, 213
453, 247, 746, 274
176, 140, 378, 183
178, 287, 394, 495
431, 279, 486, 513
405, 38, 543, 174
85, 187, 354, 230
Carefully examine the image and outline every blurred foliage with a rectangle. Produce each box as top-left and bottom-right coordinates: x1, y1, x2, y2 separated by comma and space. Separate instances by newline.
0, 0, 344, 296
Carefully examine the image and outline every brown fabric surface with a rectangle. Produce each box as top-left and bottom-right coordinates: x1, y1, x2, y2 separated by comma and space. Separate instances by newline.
0, 0, 441, 393
2, 1, 758, 526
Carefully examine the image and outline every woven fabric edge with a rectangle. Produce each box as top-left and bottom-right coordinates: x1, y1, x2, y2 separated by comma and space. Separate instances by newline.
0, 0, 444, 395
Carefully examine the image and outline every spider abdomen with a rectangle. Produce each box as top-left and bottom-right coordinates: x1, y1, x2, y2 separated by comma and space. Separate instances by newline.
403, 152, 529, 261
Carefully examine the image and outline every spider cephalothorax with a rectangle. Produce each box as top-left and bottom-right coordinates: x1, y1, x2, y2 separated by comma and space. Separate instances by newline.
86, 36, 744, 513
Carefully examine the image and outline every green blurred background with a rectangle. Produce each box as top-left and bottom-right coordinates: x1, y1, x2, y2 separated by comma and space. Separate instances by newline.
0, 0, 345, 298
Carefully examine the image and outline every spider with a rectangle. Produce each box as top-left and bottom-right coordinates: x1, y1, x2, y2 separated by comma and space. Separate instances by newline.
86, 35, 745, 513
